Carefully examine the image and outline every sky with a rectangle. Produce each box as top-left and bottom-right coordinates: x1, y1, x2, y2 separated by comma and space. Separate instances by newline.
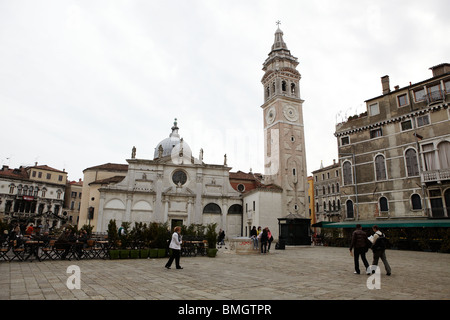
1, 0, 449, 181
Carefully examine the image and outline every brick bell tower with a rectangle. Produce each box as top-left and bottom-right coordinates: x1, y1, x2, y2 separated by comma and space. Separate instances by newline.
260, 24, 308, 218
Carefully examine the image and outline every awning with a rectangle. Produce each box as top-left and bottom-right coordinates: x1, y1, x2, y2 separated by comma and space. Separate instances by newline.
319, 219, 450, 229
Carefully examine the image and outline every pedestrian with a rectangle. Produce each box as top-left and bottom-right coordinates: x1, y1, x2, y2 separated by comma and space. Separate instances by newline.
257, 226, 262, 237
217, 229, 225, 247
266, 228, 274, 252
165, 226, 183, 270
369, 225, 392, 276
260, 228, 268, 254
349, 224, 370, 274
25, 223, 34, 235
9, 225, 24, 247
250, 226, 258, 250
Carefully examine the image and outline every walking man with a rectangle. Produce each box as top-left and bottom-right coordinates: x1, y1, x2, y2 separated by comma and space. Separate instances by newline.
369, 225, 391, 276
349, 224, 370, 274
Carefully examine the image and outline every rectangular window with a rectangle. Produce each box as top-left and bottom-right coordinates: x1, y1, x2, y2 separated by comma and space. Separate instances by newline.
414, 88, 426, 102
38, 172, 42, 178
370, 128, 382, 139
397, 93, 408, 107
46, 173, 51, 179
341, 136, 349, 146
401, 120, 412, 131
32, 171, 36, 177
58, 175, 63, 181
445, 80, 450, 93
417, 115, 429, 127
427, 84, 442, 102
369, 103, 379, 116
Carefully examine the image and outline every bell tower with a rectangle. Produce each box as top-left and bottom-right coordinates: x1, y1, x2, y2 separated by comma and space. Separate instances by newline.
261, 24, 308, 217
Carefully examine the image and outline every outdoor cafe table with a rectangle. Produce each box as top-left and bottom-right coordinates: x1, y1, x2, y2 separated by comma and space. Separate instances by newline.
96, 241, 110, 259
24, 240, 44, 262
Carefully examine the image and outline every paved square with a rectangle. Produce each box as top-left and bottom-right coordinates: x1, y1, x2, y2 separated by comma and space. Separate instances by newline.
1, 246, 449, 300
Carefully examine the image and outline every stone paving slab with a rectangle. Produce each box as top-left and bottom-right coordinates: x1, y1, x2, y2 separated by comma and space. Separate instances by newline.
1, 246, 450, 301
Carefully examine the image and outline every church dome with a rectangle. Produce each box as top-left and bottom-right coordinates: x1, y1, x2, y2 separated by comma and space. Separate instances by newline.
153, 119, 192, 160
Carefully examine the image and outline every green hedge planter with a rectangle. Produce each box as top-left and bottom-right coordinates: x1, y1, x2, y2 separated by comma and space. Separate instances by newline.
207, 248, 218, 257
157, 248, 166, 258
109, 250, 120, 260
149, 249, 158, 258
140, 249, 149, 259
119, 250, 130, 259
130, 250, 140, 259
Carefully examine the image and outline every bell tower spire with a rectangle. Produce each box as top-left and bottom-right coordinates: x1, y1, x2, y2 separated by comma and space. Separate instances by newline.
260, 24, 308, 219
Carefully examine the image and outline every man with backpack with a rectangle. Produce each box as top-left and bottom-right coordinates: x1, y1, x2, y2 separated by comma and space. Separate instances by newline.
369, 225, 392, 276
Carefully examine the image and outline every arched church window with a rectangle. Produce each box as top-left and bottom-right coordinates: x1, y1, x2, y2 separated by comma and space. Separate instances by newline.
282, 80, 287, 92
228, 204, 243, 214
291, 83, 296, 95
203, 203, 222, 214
272, 82, 276, 95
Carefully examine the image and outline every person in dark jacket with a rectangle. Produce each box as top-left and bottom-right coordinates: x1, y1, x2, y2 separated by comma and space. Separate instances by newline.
260, 228, 268, 254
349, 224, 370, 274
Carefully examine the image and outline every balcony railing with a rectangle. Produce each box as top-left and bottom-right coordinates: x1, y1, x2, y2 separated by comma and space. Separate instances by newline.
426, 91, 444, 104
422, 168, 450, 183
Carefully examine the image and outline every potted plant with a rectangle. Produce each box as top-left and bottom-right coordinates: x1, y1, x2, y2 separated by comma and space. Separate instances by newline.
205, 223, 218, 257
118, 222, 131, 258
154, 222, 170, 258
129, 222, 143, 259
148, 222, 159, 258
107, 219, 120, 259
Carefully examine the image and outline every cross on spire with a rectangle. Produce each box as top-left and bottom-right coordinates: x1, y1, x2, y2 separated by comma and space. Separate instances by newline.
276, 20, 281, 27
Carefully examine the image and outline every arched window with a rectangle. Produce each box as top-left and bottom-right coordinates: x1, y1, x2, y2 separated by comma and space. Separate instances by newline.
379, 197, 389, 212
411, 194, 422, 210
343, 161, 353, 185
346, 200, 354, 219
438, 141, 450, 169
405, 148, 419, 176
228, 204, 243, 214
282, 80, 287, 92
291, 83, 296, 95
375, 155, 387, 180
203, 203, 222, 214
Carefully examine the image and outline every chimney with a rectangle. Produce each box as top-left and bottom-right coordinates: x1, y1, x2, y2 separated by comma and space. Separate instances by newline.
429, 63, 450, 77
381, 75, 390, 94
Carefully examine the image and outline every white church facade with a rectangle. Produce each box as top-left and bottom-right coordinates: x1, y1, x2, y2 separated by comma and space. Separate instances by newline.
95, 121, 245, 237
